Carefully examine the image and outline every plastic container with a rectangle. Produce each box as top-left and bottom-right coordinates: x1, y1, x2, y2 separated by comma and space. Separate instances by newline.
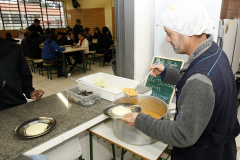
77, 72, 139, 101
65, 85, 100, 106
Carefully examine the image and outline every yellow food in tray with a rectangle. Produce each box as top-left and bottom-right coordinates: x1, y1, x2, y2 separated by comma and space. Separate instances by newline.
112, 106, 132, 117
141, 110, 162, 119
123, 88, 137, 96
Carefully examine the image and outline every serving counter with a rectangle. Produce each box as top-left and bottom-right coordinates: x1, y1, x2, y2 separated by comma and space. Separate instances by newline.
0, 92, 111, 160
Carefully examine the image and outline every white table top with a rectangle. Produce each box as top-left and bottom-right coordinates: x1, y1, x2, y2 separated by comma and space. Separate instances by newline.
89, 119, 168, 160
62, 46, 88, 53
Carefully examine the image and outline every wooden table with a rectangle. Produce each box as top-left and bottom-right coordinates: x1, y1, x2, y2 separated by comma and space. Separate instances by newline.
61, 46, 88, 78
88, 119, 169, 160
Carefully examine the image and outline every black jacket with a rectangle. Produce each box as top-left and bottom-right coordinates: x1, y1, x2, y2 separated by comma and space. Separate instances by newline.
25, 34, 43, 59
85, 34, 92, 43
97, 33, 114, 54
73, 24, 83, 35
28, 23, 44, 35
0, 38, 34, 111
5, 38, 19, 43
93, 33, 99, 39
56, 36, 69, 46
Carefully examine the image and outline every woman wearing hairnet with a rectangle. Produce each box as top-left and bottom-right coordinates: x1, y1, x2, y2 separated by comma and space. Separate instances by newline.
121, 0, 240, 159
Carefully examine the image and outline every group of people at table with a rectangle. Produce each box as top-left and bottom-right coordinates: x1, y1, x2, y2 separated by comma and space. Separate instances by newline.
5, 18, 115, 77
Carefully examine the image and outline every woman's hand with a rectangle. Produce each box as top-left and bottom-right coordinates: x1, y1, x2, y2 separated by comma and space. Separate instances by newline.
149, 64, 165, 77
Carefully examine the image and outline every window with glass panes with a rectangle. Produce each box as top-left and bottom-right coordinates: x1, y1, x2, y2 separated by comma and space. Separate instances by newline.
0, 0, 65, 30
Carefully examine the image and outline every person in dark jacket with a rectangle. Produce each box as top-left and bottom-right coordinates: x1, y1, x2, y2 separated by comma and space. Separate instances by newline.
97, 27, 114, 65
73, 19, 83, 36
84, 28, 92, 42
66, 28, 73, 36
93, 27, 101, 39
68, 33, 79, 46
66, 33, 79, 71
121, 1, 240, 160
42, 33, 65, 77
28, 19, 44, 35
0, 38, 44, 111
84, 28, 93, 50
25, 31, 43, 59
5, 32, 19, 43
56, 31, 69, 46
20, 32, 30, 56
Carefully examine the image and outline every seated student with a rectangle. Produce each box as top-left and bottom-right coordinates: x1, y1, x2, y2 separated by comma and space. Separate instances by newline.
84, 28, 93, 50
76, 33, 89, 52
93, 27, 101, 39
25, 31, 43, 59
56, 31, 69, 46
67, 33, 79, 71
42, 33, 65, 77
97, 27, 114, 65
84, 28, 92, 42
69, 33, 79, 46
66, 28, 73, 37
20, 32, 30, 56
70, 33, 89, 71
5, 32, 19, 43
45, 28, 50, 39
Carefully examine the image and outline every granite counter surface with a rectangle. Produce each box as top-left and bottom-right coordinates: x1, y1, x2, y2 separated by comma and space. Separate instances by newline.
0, 92, 112, 160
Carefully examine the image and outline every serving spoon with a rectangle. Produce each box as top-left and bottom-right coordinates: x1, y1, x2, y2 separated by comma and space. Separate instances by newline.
123, 59, 162, 96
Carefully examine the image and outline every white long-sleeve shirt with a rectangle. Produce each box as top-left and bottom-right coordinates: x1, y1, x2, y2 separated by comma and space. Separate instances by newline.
76, 38, 89, 53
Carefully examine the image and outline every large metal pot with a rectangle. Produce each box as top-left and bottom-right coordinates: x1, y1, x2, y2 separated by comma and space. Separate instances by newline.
112, 95, 168, 145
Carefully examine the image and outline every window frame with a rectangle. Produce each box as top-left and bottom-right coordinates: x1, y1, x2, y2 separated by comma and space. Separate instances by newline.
0, 0, 65, 30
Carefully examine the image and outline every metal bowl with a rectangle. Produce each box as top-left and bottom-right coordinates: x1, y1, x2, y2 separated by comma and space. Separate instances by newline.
112, 95, 168, 145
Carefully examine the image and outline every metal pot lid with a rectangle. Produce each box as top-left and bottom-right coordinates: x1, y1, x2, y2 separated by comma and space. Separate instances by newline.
103, 103, 141, 119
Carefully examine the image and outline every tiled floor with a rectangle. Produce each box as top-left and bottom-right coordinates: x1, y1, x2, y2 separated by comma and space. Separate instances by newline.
31, 64, 240, 160
32, 63, 114, 98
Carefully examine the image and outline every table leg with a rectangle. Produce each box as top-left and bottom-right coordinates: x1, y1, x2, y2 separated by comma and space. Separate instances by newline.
121, 148, 127, 160
62, 53, 67, 78
89, 132, 93, 160
111, 143, 116, 160
82, 51, 86, 73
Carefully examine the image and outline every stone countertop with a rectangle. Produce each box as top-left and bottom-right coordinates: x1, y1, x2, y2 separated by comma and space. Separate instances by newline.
0, 92, 112, 160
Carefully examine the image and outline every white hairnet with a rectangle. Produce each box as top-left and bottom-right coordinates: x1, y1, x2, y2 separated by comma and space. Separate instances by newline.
161, 0, 213, 36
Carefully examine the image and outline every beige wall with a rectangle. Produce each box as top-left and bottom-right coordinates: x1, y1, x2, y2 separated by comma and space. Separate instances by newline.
63, 0, 114, 33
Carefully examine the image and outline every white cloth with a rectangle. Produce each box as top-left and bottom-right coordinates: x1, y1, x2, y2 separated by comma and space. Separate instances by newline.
76, 38, 89, 53
161, 0, 213, 36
